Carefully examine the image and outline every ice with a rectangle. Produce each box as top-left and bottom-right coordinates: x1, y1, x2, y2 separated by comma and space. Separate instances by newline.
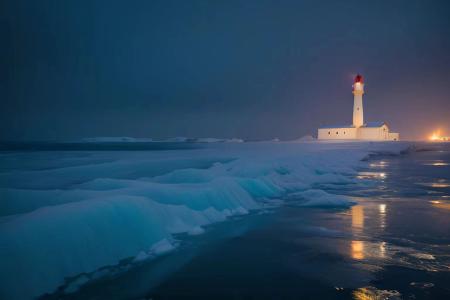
188, 226, 205, 235
63, 275, 90, 294
134, 250, 151, 262
0, 155, 229, 190
82, 137, 154, 143
163, 136, 189, 142
134, 238, 177, 262
225, 138, 244, 143
195, 137, 225, 143
288, 189, 355, 207
0, 140, 411, 299
151, 238, 177, 255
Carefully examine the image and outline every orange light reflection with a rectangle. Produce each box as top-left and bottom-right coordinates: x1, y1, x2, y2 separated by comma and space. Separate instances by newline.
351, 240, 365, 260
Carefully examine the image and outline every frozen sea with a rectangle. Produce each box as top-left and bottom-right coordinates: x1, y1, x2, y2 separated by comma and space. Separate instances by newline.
0, 140, 449, 299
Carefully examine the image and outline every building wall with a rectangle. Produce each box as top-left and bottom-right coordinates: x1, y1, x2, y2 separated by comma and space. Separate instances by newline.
318, 125, 399, 141
388, 133, 399, 141
318, 127, 357, 140
353, 93, 364, 127
358, 125, 389, 140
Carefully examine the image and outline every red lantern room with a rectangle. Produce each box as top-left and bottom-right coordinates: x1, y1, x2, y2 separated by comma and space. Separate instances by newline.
352, 74, 364, 92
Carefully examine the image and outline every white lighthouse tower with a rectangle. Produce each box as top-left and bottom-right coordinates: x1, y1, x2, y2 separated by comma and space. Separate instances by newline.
317, 74, 400, 140
352, 74, 364, 127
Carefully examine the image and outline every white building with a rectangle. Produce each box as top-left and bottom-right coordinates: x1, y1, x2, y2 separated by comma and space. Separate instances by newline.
318, 74, 399, 141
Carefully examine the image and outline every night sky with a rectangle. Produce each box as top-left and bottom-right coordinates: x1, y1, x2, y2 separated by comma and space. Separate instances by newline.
1, 0, 449, 141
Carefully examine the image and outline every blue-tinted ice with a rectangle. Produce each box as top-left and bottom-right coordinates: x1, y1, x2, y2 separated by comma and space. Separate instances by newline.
1, 141, 449, 299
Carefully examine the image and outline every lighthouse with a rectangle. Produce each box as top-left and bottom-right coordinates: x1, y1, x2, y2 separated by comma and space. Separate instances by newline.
352, 74, 364, 127
317, 74, 399, 140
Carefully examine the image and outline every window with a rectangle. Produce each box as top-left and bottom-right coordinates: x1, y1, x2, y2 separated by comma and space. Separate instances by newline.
357, 107, 359, 111
328, 131, 330, 135
336, 131, 339, 135
344, 131, 346, 134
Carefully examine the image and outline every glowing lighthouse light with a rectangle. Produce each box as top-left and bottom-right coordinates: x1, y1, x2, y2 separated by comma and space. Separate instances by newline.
352, 74, 364, 89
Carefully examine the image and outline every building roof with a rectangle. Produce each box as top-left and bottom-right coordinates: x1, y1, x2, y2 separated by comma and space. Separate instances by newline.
363, 121, 387, 128
318, 124, 354, 129
319, 121, 388, 129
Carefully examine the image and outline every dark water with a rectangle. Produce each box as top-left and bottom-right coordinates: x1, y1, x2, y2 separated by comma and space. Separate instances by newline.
46, 143, 450, 300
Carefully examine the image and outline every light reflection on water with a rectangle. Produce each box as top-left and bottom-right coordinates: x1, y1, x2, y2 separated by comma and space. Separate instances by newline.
416, 177, 450, 189
379, 242, 386, 259
379, 204, 387, 229
350, 204, 388, 261
423, 160, 449, 166
357, 171, 387, 180
353, 286, 401, 300
351, 205, 366, 260
430, 200, 450, 210
369, 161, 389, 168
346, 198, 449, 276
350, 240, 389, 262
430, 183, 450, 188
417, 181, 450, 188
351, 205, 364, 231
351, 241, 365, 260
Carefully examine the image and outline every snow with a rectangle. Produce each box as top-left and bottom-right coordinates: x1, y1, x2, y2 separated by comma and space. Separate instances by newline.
0, 140, 411, 299
82, 137, 154, 143
166, 137, 244, 143
80, 136, 244, 143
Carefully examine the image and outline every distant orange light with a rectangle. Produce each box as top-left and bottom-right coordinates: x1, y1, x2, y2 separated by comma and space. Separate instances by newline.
429, 130, 449, 141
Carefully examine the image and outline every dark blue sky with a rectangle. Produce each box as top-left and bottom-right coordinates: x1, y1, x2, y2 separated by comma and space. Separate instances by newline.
1, 0, 449, 141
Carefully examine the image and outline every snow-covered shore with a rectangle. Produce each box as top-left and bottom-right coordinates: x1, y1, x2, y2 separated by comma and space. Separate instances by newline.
0, 141, 411, 299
